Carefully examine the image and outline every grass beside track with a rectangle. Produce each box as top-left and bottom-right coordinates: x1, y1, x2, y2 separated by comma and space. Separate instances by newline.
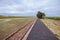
0, 18, 35, 40
41, 19, 60, 40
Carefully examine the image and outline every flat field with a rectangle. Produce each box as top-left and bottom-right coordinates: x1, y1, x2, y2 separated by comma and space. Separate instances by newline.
0, 17, 35, 40
41, 19, 60, 39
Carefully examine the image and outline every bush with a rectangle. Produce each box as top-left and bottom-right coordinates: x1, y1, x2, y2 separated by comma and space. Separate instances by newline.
36, 11, 45, 19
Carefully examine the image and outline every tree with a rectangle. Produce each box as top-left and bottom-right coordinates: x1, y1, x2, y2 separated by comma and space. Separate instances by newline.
36, 11, 45, 18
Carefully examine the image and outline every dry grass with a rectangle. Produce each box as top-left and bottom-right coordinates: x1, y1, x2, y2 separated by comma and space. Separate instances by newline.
0, 18, 35, 40
41, 19, 60, 39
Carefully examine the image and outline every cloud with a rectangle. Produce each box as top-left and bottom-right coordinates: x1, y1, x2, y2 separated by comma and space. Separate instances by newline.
0, 0, 60, 16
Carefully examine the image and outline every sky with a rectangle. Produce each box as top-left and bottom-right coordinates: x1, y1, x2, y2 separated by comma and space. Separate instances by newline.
0, 0, 60, 16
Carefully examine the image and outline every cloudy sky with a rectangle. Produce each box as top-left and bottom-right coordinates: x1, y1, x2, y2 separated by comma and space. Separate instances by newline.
0, 0, 60, 16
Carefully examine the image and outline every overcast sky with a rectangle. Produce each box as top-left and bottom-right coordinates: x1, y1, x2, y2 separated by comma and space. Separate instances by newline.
0, 0, 60, 16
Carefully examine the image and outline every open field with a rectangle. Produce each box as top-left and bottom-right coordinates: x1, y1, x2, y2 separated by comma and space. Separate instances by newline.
0, 17, 36, 40
41, 19, 60, 40
44, 16, 60, 20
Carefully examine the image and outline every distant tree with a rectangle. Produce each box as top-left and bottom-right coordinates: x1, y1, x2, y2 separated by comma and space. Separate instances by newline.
36, 11, 45, 18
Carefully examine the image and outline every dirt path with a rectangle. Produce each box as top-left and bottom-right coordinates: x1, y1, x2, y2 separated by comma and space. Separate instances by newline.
4, 20, 35, 40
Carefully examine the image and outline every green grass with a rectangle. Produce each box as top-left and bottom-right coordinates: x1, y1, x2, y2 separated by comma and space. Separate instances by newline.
0, 16, 35, 18
0, 16, 27, 18
44, 16, 60, 20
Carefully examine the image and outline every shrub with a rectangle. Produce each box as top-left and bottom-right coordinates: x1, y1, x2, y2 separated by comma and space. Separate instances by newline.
36, 11, 45, 19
